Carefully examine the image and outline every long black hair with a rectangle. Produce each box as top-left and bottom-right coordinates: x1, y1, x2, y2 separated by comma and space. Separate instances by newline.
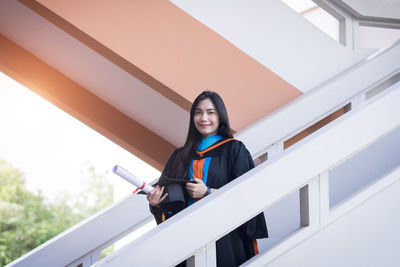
170, 91, 233, 178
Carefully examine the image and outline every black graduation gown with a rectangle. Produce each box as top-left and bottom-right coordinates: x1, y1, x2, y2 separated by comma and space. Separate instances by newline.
150, 138, 268, 267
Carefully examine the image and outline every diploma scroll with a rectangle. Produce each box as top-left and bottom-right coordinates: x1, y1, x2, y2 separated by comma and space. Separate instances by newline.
112, 165, 154, 193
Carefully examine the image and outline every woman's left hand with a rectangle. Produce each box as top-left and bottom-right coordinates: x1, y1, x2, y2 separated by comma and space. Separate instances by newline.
186, 178, 207, 198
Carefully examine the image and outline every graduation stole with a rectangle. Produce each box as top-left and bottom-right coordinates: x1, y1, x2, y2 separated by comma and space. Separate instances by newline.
188, 138, 236, 205
196, 138, 236, 157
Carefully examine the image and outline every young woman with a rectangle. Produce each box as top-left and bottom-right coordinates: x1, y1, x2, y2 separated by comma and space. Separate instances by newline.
147, 91, 268, 267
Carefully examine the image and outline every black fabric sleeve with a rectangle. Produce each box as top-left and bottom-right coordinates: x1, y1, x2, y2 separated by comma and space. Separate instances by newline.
229, 141, 255, 182
229, 141, 269, 239
148, 149, 180, 225
149, 204, 164, 224
160, 149, 180, 178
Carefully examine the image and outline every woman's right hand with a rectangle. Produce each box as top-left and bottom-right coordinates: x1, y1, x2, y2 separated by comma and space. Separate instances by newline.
147, 186, 168, 207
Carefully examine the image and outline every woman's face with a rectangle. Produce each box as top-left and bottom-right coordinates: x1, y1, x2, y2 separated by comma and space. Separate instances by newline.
193, 98, 220, 138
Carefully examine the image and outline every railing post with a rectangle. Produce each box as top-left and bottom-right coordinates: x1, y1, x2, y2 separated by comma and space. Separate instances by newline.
299, 184, 309, 227
205, 242, 216, 267
319, 171, 330, 227
90, 249, 101, 264
187, 242, 216, 267
300, 176, 320, 229
267, 142, 284, 160
352, 19, 360, 51
339, 16, 352, 49
351, 92, 366, 111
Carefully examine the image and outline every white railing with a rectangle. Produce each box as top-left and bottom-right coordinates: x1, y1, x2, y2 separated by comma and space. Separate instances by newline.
91, 80, 400, 266
245, 164, 400, 266
7, 41, 400, 267
311, 0, 400, 50
7, 193, 152, 267
237, 39, 400, 159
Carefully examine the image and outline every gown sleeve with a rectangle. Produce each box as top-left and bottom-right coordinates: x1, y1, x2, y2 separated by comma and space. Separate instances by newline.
229, 140, 256, 181
229, 141, 269, 239
149, 149, 179, 224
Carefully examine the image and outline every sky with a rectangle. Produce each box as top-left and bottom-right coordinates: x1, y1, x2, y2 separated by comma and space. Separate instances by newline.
0, 71, 160, 202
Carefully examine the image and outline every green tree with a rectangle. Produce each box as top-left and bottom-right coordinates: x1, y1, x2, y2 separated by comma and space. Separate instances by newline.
0, 160, 56, 265
0, 160, 113, 266
73, 162, 113, 219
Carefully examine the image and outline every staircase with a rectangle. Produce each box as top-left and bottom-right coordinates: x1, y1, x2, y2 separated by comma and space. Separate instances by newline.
4, 1, 400, 266
92, 44, 400, 267
7, 38, 400, 266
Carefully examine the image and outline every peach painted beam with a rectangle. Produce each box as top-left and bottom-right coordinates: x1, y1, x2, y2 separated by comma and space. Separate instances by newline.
21, 0, 302, 130
0, 34, 175, 170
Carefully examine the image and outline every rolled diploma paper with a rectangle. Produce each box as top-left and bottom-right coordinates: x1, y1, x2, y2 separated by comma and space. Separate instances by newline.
112, 165, 154, 193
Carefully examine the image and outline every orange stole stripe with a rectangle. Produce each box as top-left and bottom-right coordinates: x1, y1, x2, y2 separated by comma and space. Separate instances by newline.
252, 239, 259, 255
192, 158, 206, 203
193, 160, 197, 178
196, 138, 236, 156
197, 159, 205, 178
192, 158, 205, 179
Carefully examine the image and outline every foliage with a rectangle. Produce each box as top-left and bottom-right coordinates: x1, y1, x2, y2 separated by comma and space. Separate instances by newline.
73, 162, 113, 219
0, 160, 113, 266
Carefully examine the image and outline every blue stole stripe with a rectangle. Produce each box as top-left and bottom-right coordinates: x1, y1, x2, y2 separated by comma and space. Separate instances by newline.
198, 135, 223, 151
202, 157, 211, 185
